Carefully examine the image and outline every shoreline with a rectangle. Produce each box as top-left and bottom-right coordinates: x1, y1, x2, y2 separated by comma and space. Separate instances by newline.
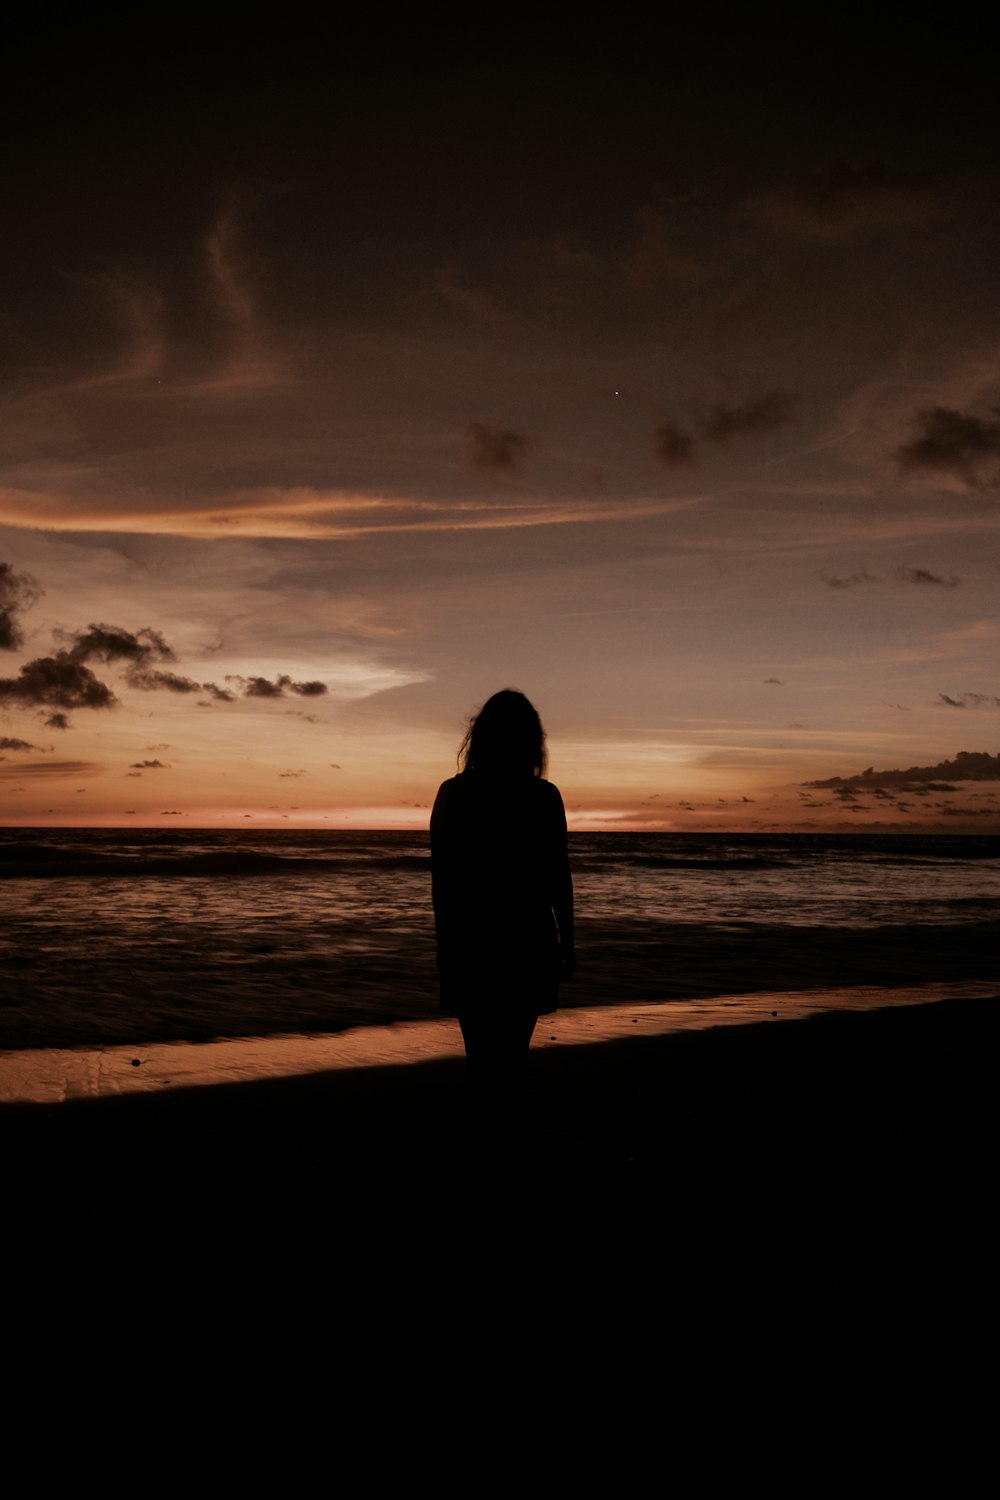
2, 976, 998, 1105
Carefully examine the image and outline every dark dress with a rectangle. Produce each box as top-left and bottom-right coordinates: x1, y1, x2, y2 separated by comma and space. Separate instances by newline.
430, 771, 573, 1019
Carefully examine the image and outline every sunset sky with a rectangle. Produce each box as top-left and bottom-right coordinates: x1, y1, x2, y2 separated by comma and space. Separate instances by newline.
2, 14, 999, 831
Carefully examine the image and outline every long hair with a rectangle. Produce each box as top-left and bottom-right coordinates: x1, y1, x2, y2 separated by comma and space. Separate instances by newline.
458, 688, 547, 778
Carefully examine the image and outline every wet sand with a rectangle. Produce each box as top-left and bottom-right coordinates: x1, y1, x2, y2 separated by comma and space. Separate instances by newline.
3, 993, 997, 1481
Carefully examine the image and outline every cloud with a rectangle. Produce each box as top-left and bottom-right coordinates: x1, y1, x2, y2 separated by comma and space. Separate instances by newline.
0, 654, 118, 710
59, 623, 196, 691
200, 682, 236, 702
131, 669, 203, 692
0, 736, 42, 751
1, 620, 195, 712
234, 675, 283, 698
0, 561, 42, 651
653, 393, 794, 468
747, 163, 943, 241
653, 420, 695, 466
0, 760, 103, 780
823, 566, 959, 588
895, 406, 1000, 488
700, 392, 795, 443
467, 423, 531, 472
822, 568, 880, 589
129, 759, 168, 768
805, 750, 1000, 788
226, 674, 328, 698
896, 567, 959, 587
1, 577, 327, 719
938, 692, 1000, 708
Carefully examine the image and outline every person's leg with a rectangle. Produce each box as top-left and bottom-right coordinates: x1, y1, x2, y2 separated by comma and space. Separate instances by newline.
459, 1010, 537, 1177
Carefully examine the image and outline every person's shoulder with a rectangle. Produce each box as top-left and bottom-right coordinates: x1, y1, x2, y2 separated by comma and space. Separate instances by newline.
537, 777, 566, 808
431, 774, 467, 815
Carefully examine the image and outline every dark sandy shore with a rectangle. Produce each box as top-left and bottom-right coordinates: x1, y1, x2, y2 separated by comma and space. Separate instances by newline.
3, 995, 997, 1482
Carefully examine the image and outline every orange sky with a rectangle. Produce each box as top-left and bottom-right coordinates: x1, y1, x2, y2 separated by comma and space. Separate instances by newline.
2, 20, 999, 832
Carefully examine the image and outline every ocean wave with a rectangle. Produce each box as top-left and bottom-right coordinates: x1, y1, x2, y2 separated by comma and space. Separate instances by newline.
0, 847, 432, 879
573, 854, 789, 872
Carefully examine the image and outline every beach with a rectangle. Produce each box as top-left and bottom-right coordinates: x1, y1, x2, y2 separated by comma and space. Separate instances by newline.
3, 992, 997, 1482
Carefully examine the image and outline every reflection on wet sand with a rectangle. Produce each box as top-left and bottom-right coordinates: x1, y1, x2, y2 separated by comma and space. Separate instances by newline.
3, 978, 996, 1105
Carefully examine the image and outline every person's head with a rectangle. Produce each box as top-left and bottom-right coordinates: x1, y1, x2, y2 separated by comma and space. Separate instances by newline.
459, 688, 547, 778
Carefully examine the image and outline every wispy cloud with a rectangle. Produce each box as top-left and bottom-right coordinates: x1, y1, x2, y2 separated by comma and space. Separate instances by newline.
0, 759, 103, 780
467, 423, 531, 472
822, 565, 959, 588
653, 420, 695, 466
896, 405, 1000, 488
746, 164, 944, 242
0, 561, 42, 650
701, 392, 796, 443
938, 692, 1000, 708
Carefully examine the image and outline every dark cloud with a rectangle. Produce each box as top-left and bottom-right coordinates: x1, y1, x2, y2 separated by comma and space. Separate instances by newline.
236, 675, 285, 698
822, 568, 879, 588
0, 759, 102, 779
0, 735, 41, 750
8, 622, 198, 702
806, 750, 1000, 788
701, 392, 795, 443
227, 674, 328, 698
61, 623, 196, 692
939, 692, 1000, 708
748, 163, 942, 241
896, 566, 959, 587
200, 682, 236, 702
0, 579, 328, 720
63, 623, 174, 667
832, 786, 868, 805
0, 561, 42, 651
823, 566, 959, 588
130, 669, 203, 692
129, 759, 167, 768
467, 423, 530, 472
3, 593, 324, 715
895, 406, 1000, 487
0, 653, 117, 710
764, 678, 783, 685
653, 420, 695, 466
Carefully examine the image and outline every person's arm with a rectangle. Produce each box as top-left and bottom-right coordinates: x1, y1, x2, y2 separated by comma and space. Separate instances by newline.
429, 779, 458, 969
549, 785, 575, 980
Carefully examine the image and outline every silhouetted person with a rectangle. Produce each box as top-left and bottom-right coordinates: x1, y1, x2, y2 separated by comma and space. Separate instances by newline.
431, 689, 575, 1184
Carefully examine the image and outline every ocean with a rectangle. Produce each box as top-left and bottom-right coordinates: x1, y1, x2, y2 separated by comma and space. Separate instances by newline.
2, 826, 998, 1055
